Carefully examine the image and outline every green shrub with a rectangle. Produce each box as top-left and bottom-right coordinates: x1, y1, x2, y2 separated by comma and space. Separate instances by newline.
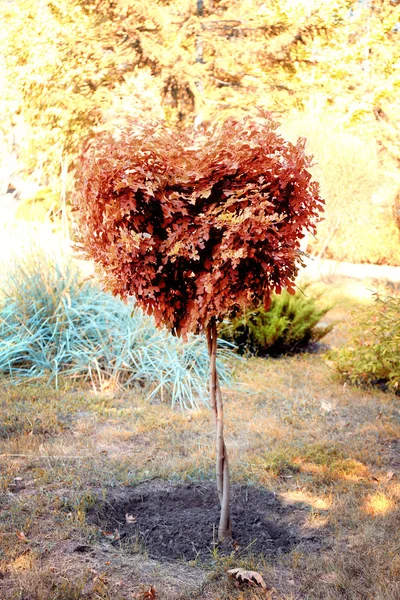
329, 293, 400, 392
0, 253, 234, 409
219, 287, 333, 356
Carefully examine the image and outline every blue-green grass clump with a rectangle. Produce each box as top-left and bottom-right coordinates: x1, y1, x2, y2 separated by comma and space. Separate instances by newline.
0, 254, 233, 409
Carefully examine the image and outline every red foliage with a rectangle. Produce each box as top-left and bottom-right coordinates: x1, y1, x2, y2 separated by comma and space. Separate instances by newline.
74, 115, 324, 336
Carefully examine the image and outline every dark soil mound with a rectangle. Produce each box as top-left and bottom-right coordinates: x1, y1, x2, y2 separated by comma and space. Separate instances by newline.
88, 481, 320, 561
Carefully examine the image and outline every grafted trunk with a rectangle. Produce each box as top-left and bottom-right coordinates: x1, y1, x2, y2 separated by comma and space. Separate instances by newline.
207, 320, 232, 541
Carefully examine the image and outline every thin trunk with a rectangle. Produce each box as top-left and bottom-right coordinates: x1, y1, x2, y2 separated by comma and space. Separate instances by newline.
207, 321, 232, 541
216, 374, 231, 539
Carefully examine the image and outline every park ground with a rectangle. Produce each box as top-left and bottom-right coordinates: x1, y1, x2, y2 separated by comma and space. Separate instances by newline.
0, 278, 399, 600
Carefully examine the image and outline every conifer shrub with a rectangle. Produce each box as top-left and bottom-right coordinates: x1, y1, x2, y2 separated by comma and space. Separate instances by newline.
329, 293, 400, 393
220, 287, 333, 356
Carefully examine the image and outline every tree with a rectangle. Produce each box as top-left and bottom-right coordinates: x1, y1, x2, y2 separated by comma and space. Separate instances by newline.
10, 0, 399, 178
74, 113, 323, 541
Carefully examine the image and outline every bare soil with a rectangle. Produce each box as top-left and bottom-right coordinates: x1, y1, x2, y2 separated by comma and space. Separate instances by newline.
88, 480, 323, 561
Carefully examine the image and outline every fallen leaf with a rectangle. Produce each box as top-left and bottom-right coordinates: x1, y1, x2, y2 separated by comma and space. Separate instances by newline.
125, 513, 137, 524
232, 540, 240, 551
144, 587, 156, 599
16, 531, 28, 543
133, 587, 157, 599
228, 568, 267, 588
101, 529, 120, 542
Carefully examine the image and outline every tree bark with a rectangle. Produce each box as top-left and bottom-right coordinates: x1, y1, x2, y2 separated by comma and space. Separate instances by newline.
207, 320, 232, 541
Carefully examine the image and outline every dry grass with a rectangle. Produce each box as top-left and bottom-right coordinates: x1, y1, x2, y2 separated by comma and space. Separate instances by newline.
0, 295, 399, 600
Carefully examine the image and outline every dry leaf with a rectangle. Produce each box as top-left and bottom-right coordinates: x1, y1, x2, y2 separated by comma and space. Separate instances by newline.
133, 587, 157, 599
125, 513, 137, 524
101, 529, 120, 542
16, 531, 28, 543
228, 568, 267, 588
232, 540, 240, 551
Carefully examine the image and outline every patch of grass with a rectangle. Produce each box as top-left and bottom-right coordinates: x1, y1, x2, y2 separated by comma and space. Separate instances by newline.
0, 384, 108, 440
301, 443, 345, 466
2, 567, 121, 600
259, 450, 301, 477
0, 390, 72, 440
246, 443, 371, 487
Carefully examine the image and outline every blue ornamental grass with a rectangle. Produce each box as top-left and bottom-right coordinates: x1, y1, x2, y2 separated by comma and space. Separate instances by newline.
0, 253, 234, 409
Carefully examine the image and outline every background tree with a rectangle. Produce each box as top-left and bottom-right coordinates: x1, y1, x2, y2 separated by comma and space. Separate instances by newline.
4, 0, 398, 177
74, 114, 324, 540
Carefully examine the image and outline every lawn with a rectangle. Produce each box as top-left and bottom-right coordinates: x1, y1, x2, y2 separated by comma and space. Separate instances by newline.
0, 291, 399, 600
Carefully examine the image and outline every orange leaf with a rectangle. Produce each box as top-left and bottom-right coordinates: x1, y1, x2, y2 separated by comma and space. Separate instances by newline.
101, 529, 120, 542
16, 531, 28, 543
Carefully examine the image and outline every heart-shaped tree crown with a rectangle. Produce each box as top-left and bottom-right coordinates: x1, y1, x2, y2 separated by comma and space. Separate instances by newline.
74, 115, 323, 336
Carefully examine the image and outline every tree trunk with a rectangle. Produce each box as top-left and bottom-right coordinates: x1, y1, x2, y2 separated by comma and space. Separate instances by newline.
207, 320, 232, 541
